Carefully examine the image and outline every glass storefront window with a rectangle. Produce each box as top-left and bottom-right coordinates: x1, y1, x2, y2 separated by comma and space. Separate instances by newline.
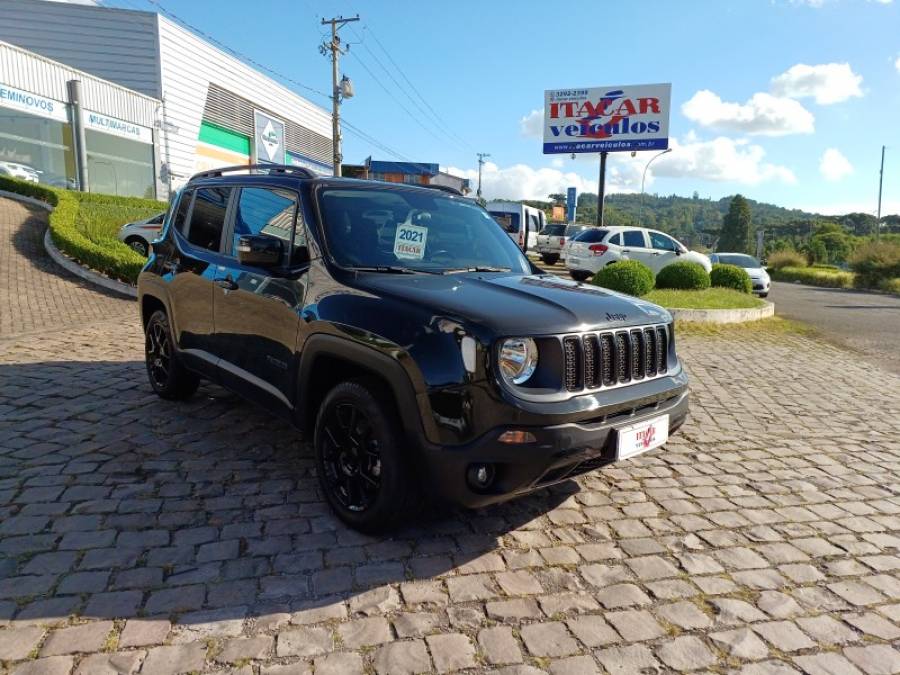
0, 108, 76, 189
86, 129, 155, 199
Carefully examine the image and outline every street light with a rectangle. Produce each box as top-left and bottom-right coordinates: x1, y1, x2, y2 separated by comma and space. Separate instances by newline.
638, 148, 672, 225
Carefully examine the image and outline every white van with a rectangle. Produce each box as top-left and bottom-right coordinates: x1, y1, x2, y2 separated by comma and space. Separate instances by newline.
487, 202, 545, 252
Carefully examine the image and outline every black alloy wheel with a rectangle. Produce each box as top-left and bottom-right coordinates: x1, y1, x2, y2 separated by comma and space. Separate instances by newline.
144, 310, 199, 400
127, 237, 149, 257
319, 400, 382, 512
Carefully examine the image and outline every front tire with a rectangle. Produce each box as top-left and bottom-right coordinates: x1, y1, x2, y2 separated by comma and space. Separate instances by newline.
145, 310, 199, 400
569, 270, 591, 282
314, 380, 420, 533
759, 292, 769, 298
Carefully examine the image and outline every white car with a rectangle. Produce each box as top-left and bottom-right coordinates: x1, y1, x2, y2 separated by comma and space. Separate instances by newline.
710, 253, 770, 297
565, 226, 712, 282
0, 161, 41, 183
117, 212, 166, 257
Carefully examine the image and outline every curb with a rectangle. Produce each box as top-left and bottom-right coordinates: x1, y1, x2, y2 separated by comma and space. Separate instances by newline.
0, 190, 138, 299
43, 229, 137, 299
669, 300, 775, 324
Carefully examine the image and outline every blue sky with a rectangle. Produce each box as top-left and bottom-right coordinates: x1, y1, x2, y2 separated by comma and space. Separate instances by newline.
104, 0, 899, 215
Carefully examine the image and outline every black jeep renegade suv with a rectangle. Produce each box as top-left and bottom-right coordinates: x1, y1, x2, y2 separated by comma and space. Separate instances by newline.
138, 165, 689, 531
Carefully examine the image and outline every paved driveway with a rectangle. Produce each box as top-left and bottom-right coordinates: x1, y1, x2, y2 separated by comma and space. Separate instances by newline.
1, 200, 900, 674
771, 281, 900, 375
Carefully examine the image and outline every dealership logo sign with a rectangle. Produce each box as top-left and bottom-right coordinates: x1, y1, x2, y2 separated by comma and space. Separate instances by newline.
543, 83, 671, 154
253, 110, 285, 165
260, 121, 280, 162
0, 83, 68, 122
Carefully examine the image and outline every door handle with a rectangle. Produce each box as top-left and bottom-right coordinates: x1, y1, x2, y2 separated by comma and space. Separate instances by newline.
215, 277, 238, 291
623, 249, 631, 253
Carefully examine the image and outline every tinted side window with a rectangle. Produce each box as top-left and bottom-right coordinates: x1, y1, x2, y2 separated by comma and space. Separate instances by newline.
608, 233, 621, 245
622, 230, 646, 248
232, 187, 298, 257
650, 231, 678, 251
172, 189, 193, 234
574, 228, 608, 243
186, 187, 231, 252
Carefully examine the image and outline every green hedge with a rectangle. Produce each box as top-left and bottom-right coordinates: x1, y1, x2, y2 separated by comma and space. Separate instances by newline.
769, 266, 854, 289
0, 176, 164, 285
849, 241, 900, 290
710, 263, 752, 293
655, 261, 711, 290
590, 259, 654, 296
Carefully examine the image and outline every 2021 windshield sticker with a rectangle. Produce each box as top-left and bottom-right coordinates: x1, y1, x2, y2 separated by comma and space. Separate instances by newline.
393, 223, 428, 260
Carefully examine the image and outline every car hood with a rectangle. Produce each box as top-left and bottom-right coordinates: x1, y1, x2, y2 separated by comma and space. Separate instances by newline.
354, 272, 670, 336
745, 267, 768, 278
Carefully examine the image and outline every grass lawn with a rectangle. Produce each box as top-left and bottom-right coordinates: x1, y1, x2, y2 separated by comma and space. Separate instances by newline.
76, 201, 162, 249
642, 288, 766, 310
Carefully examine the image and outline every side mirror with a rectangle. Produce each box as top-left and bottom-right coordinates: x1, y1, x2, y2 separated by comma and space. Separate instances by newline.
674, 247, 682, 255
237, 234, 282, 268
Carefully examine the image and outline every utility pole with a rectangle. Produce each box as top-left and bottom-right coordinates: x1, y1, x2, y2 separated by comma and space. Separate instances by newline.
476, 152, 490, 199
876, 145, 885, 241
321, 15, 359, 177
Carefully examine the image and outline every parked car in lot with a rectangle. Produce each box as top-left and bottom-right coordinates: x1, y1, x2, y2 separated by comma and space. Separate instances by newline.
138, 165, 689, 531
535, 223, 588, 265
566, 226, 711, 282
0, 161, 40, 183
487, 201, 545, 252
711, 252, 770, 297
117, 212, 166, 256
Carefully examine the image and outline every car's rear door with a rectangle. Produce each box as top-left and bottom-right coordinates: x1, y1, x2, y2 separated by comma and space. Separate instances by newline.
211, 184, 308, 414
167, 185, 233, 377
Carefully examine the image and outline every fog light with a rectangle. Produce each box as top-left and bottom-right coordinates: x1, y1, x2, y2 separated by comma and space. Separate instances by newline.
466, 463, 495, 490
498, 430, 537, 444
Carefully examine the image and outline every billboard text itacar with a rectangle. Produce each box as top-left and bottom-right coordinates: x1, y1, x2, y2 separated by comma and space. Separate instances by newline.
543, 83, 671, 154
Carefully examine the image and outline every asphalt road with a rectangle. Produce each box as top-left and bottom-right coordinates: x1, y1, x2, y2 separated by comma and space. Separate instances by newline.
770, 280, 900, 374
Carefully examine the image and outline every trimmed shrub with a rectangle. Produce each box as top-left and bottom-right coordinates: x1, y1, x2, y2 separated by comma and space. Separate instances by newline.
767, 249, 806, 270
878, 278, 900, 295
710, 263, 752, 294
769, 266, 853, 289
590, 259, 654, 296
849, 241, 900, 290
0, 176, 164, 284
655, 261, 710, 290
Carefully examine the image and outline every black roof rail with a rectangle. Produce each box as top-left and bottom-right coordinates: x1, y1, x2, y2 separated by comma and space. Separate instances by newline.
419, 183, 463, 196
187, 164, 317, 182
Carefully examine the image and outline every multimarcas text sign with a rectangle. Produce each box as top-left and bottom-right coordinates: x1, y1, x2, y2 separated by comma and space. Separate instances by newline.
543, 83, 671, 154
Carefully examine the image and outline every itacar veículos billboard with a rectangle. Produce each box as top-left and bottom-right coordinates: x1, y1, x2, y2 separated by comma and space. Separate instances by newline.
543, 83, 671, 154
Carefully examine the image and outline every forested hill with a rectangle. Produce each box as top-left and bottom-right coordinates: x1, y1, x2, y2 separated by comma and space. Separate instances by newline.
512, 192, 896, 249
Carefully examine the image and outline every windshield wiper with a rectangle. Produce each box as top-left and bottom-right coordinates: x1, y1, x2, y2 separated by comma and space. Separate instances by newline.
442, 266, 512, 274
350, 265, 441, 275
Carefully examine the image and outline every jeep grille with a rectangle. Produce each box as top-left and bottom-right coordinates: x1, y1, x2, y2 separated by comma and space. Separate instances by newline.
563, 324, 670, 393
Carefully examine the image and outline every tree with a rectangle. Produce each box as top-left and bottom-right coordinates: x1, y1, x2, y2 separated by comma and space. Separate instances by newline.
718, 195, 753, 253
547, 193, 566, 205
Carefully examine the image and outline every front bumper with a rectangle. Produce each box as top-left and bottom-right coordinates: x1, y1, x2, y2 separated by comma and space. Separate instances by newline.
751, 279, 770, 294
420, 378, 689, 509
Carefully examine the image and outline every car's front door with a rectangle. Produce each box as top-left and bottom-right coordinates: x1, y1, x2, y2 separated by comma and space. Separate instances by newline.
648, 231, 682, 273
212, 185, 309, 414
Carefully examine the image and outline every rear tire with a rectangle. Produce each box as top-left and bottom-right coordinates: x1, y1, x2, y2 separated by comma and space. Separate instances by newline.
314, 380, 421, 533
569, 270, 591, 282
145, 310, 199, 400
541, 254, 560, 265
759, 293, 769, 298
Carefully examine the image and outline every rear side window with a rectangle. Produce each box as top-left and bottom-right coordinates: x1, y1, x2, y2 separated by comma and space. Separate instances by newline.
186, 187, 231, 252
622, 230, 646, 247
608, 233, 621, 245
172, 189, 193, 234
573, 228, 608, 243
231, 187, 298, 256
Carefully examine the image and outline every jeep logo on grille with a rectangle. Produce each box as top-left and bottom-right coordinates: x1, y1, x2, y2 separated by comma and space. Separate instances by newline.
606, 312, 626, 321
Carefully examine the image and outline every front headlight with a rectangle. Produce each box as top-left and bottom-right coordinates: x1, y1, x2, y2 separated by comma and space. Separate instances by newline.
498, 338, 538, 385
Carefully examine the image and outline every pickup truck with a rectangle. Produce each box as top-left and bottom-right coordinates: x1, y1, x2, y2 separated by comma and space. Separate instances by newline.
535, 223, 587, 265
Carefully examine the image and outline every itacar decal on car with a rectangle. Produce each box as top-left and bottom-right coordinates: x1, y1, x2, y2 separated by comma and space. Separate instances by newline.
393, 223, 428, 260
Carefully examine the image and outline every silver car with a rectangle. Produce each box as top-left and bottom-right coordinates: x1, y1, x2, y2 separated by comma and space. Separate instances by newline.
117, 212, 165, 257
710, 253, 771, 297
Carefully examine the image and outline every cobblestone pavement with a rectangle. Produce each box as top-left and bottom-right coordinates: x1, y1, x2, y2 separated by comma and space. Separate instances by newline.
1, 200, 900, 674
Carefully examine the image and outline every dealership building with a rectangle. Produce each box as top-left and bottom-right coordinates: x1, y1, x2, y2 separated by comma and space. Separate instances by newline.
0, 0, 333, 199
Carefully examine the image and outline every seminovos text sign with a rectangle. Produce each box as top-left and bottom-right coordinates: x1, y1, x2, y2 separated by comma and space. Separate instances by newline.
543, 83, 671, 154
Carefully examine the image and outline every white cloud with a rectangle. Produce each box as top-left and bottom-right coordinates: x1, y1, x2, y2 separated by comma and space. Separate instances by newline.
819, 148, 854, 181
650, 135, 797, 185
682, 90, 814, 136
519, 109, 543, 138
770, 63, 863, 104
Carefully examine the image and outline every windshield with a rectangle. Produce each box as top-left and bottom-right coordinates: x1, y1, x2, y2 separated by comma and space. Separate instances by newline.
318, 187, 532, 274
716, 254, 759, 267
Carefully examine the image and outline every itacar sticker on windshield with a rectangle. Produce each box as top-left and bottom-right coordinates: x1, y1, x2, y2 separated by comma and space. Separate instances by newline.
393, 223, 428, 260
